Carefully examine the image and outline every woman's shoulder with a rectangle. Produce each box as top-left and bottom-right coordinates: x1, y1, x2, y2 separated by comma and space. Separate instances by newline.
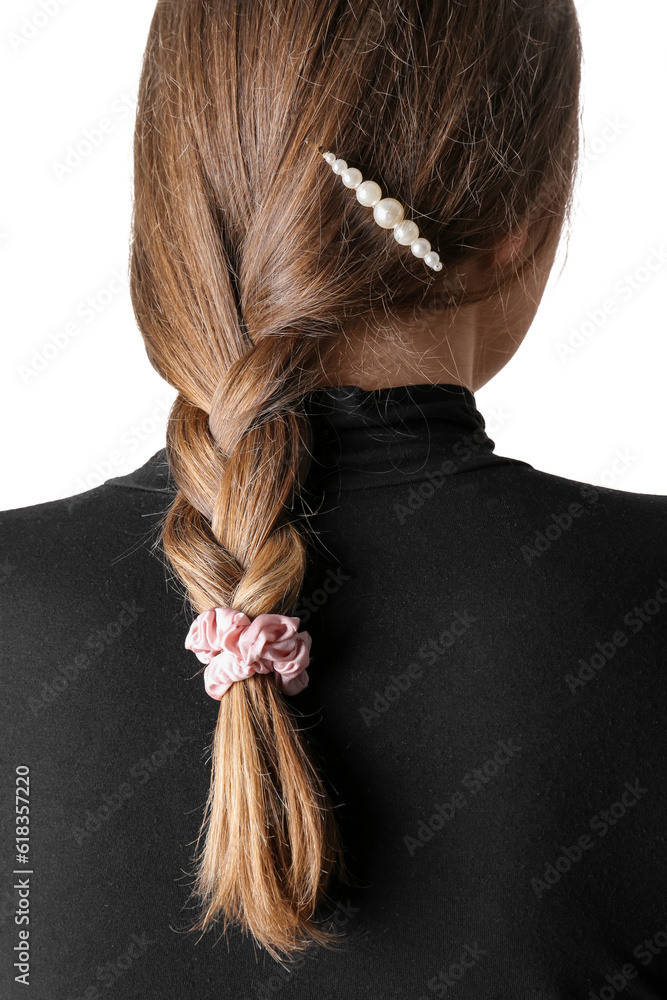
0, 451, 174, 631
473, 461, 667, 579
0, 448, 173, 534
506, 462, 667, 522
473, 457, 667, 515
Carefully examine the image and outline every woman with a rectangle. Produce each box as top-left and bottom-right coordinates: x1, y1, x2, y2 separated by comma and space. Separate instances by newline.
3, 1, 667, 997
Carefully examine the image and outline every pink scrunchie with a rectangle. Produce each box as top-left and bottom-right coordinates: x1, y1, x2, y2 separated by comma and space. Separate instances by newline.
184, 607, 312, 701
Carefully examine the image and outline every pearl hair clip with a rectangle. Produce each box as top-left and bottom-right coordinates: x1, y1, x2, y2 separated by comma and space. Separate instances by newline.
320, 148, 443, 271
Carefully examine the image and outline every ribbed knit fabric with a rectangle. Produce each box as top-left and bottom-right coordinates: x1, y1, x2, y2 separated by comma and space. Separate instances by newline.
2, 382, 667, 1000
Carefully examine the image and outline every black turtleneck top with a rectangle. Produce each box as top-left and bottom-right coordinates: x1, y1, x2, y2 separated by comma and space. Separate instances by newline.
2, 383, 667, 1000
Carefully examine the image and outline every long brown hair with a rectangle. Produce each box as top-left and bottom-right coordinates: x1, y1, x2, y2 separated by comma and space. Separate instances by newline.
130, 0, 582, 962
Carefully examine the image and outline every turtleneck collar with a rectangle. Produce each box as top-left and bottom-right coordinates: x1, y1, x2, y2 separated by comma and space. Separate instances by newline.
107, 382, 522, 496
300, 382, 500, 491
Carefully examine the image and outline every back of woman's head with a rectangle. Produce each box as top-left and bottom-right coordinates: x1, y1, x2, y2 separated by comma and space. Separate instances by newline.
129, 0, 582, 962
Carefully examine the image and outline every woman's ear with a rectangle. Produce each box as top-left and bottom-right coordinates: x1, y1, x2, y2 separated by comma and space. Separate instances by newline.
489, 221, 531, 268
489, 211, 560, 272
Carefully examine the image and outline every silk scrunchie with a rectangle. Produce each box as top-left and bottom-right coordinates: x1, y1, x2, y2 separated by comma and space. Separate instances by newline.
185, 607, 312, 700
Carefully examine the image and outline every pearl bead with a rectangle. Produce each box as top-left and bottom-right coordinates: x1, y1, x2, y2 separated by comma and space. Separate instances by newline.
356, 180, 382, 207
373, 198, 404, 229
393, 220, 419, 245
341, 167, 363, 189
410, 237, 431, 258
320, 149, 438, 269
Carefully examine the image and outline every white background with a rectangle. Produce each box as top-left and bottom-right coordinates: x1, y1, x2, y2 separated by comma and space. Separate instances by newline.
0, 0, 665, 511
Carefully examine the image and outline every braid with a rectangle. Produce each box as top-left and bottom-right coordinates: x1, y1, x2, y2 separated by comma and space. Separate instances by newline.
162, 337, 351, 959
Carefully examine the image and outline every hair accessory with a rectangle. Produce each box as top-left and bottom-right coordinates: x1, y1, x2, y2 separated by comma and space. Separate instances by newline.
320, 148, 443, 271
185, 607, 312, 701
